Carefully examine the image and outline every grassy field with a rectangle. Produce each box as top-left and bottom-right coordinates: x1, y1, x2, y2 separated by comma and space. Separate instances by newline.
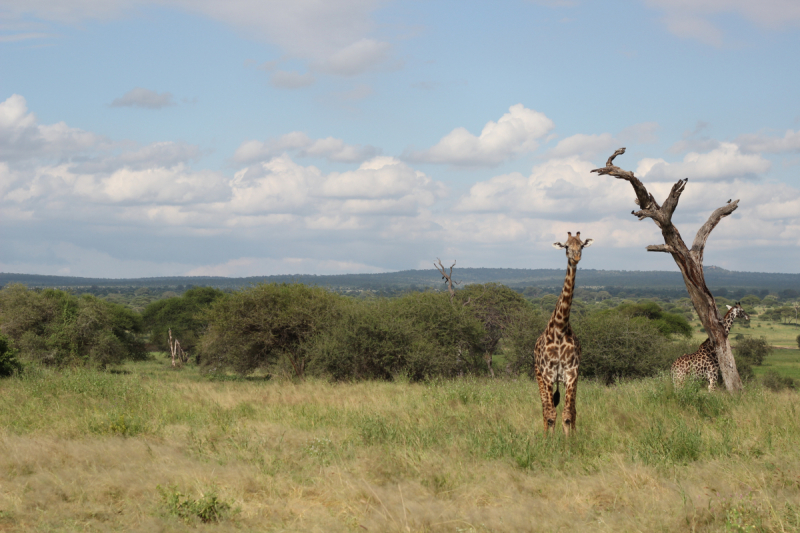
689, 315, 799, 349
2, 355, 800, 532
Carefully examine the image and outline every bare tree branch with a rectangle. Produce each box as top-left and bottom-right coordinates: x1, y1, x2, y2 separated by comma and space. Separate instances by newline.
691, 199, 740, 264
646, 244, 675, 253
435, 258, 460, 303
593, 147, 743, 392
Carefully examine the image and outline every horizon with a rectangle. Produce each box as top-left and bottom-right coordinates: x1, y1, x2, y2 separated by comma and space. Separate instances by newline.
2, 1, 799, 278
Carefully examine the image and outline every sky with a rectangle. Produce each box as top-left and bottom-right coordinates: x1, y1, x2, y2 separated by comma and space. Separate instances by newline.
1, 0, 799, 278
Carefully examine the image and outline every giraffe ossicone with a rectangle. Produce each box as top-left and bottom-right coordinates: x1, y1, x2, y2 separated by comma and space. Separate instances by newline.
671, 302, 750, 391
534, 231, 592, 436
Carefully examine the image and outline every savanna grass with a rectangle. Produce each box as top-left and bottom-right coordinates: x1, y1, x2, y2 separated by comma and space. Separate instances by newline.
2, 358, 800, 531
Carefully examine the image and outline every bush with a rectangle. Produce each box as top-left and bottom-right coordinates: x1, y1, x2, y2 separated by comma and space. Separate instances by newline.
614, 301, 692, 338
0, 334, 22, 377
456, 284, 533, 374
502, 307, 548, 377
796, 334, 800, 350
142, 287, 224, 354
762, 370, 796, 392
307, 292, 485, 381
734, 336, 770, 381
735, 336, 770, 367
576, 312, 691, 384
198, 283, 344, 377
0, 285, 145, 368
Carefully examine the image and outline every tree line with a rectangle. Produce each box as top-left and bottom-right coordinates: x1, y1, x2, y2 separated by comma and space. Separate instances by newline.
0, 281, 772, 383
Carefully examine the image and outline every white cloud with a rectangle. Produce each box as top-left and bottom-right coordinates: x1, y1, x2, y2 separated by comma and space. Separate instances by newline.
406, 104, 555, 167
636, 143, 771, 182
546, 133, 617, 158
454, 157, 632, 220
110, 87, 175, 109
736, 130, 800, 154
0, 94, 102, 162
232, 132, 379, 164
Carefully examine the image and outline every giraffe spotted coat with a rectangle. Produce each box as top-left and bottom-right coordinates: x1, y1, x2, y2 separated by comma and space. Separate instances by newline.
534, 231, 592, 436
671, 303, 750, 391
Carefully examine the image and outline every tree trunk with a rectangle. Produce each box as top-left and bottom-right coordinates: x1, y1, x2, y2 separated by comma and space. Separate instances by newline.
592, 148, 742, 392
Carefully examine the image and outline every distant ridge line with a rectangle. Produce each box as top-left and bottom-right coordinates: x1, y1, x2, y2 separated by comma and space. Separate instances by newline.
2, 268, 799, 291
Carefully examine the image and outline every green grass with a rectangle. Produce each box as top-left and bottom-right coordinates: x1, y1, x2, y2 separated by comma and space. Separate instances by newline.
753, 348, 800, 380
2, 353, 800, 531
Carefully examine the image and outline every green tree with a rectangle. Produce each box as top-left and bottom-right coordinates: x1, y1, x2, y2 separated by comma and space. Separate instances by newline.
456, 283, 531, 377
575, 312, 688, 384
198, 284, 343, 378
308, 292, 484, 381
0, 284, 145, 368
0, 334, 23, 377
142, 287, 224, 355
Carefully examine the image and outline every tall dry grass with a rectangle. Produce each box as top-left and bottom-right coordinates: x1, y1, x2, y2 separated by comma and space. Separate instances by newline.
1, 358, 799, 531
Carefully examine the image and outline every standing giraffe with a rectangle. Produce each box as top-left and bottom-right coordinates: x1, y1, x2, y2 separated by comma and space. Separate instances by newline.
534, 231, 592, 436
672, 302, 750, 391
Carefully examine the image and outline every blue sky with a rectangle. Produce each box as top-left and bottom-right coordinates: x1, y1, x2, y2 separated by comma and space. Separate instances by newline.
1, 0, 799, 278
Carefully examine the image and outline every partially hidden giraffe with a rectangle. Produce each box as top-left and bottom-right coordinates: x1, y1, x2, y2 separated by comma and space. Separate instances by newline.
671, 302, 750, 391
534, 231, 592, 436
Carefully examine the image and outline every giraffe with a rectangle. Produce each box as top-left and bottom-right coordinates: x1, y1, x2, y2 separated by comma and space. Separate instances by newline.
534, 231, 592, 436
671, 302, 750, 391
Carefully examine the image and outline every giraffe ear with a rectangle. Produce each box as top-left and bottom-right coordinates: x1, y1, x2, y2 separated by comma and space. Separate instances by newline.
553, 242, 566, 249
726, 305, 732, 310
582, 238, 593, 248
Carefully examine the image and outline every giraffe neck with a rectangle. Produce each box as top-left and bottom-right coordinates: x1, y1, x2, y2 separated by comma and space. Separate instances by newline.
722, 308, 736, 336
550, 262, 577, 335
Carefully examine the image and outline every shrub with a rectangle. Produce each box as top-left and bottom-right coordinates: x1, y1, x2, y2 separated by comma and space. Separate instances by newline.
307, 292, 485, 381
735, 336, 770, 367
158, 485, 233, 523
142, 287, 224, 354
576, 312, 690, 384
502, 307, 548, 377
734, 336, 770, 381
762, 371, 796, 392
796, 334, 800, 350
0, 285, 145, 368
614, 301, 692, 338
456, 283, 533, 374
198, 283, 344, 377
0, 334, 22, 377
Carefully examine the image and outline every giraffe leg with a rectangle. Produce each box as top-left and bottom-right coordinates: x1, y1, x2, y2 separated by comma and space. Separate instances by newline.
707, 371, 717, 392
535, 371, 557, 434
562, 372, 578, 436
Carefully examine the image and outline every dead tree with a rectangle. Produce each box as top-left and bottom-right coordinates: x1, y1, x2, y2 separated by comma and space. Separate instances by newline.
592, 147, 743, 392
435, 258, 461, 303
168, 328, 188, 367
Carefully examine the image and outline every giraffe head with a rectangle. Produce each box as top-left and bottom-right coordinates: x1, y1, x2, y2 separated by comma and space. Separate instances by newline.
725, 302, 750, 322
553, 231, 593, 265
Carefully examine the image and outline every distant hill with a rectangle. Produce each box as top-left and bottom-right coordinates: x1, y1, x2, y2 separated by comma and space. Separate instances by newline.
2, 267, 799, 293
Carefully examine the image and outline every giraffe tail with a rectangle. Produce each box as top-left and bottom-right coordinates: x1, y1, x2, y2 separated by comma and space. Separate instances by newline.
553, 383, 560, 408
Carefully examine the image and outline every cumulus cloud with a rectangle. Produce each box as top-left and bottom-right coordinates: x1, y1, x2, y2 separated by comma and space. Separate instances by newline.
0, 94, 102, 162
406, 104, 555, 167
232, 132, 379, 164
736, 130, 800, 154
453, 157, 632, 219
636, 143, 771, 182
110, 87, 176, 109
